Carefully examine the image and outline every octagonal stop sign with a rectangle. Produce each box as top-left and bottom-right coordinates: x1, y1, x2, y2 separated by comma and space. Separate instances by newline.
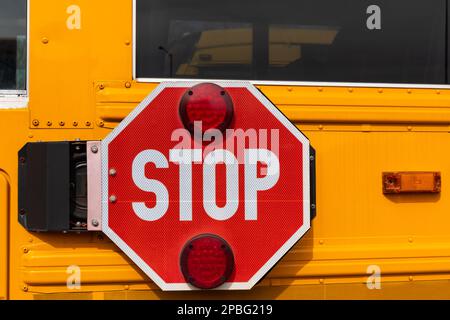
101, 81, 313, 290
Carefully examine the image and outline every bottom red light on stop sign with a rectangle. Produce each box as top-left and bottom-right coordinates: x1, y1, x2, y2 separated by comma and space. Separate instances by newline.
180, 234, 235, 289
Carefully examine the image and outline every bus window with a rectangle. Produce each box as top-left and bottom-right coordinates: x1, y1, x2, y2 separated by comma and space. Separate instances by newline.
0, 0, 27, 94
135, 0, 446, 84
166, 20, 253, 79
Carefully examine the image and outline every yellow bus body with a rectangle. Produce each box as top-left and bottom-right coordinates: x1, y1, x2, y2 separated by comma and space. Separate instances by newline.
2, 0, 450, 299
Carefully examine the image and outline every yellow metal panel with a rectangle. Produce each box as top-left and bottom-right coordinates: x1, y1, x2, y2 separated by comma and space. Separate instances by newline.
30, 0, 92, 129
94, 83, 450, 128
0, 172, 9, 300
29, 0, 132, 129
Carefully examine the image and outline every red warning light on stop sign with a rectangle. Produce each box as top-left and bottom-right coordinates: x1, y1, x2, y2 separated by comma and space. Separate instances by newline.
101, 81, 312, 291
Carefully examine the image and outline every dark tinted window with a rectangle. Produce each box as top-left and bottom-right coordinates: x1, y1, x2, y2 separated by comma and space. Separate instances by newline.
136, 0, 446, 84
0, 0, 27, 91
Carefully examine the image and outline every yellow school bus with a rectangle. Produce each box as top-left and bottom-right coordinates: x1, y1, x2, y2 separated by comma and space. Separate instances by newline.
2, 0, 450, 299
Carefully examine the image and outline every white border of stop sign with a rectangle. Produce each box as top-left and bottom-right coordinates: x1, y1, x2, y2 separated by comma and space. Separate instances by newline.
101, 81, 311, 291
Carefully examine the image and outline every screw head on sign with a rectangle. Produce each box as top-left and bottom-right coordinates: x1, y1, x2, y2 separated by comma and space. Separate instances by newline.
91, 145, 98, 154
109, 168, 117, 177
91, 219, 99, 227
109, 195, 117, 203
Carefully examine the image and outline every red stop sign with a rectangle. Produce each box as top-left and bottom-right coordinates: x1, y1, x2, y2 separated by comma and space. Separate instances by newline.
101, 81, 312, 290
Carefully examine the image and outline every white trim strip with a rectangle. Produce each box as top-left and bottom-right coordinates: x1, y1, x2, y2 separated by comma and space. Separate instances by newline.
0, 90, 26, 95
0, 97, 28, 109
136, 78, 450, 89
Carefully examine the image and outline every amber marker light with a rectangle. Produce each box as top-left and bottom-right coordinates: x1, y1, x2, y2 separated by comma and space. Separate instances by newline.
382, 172, 441, 194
